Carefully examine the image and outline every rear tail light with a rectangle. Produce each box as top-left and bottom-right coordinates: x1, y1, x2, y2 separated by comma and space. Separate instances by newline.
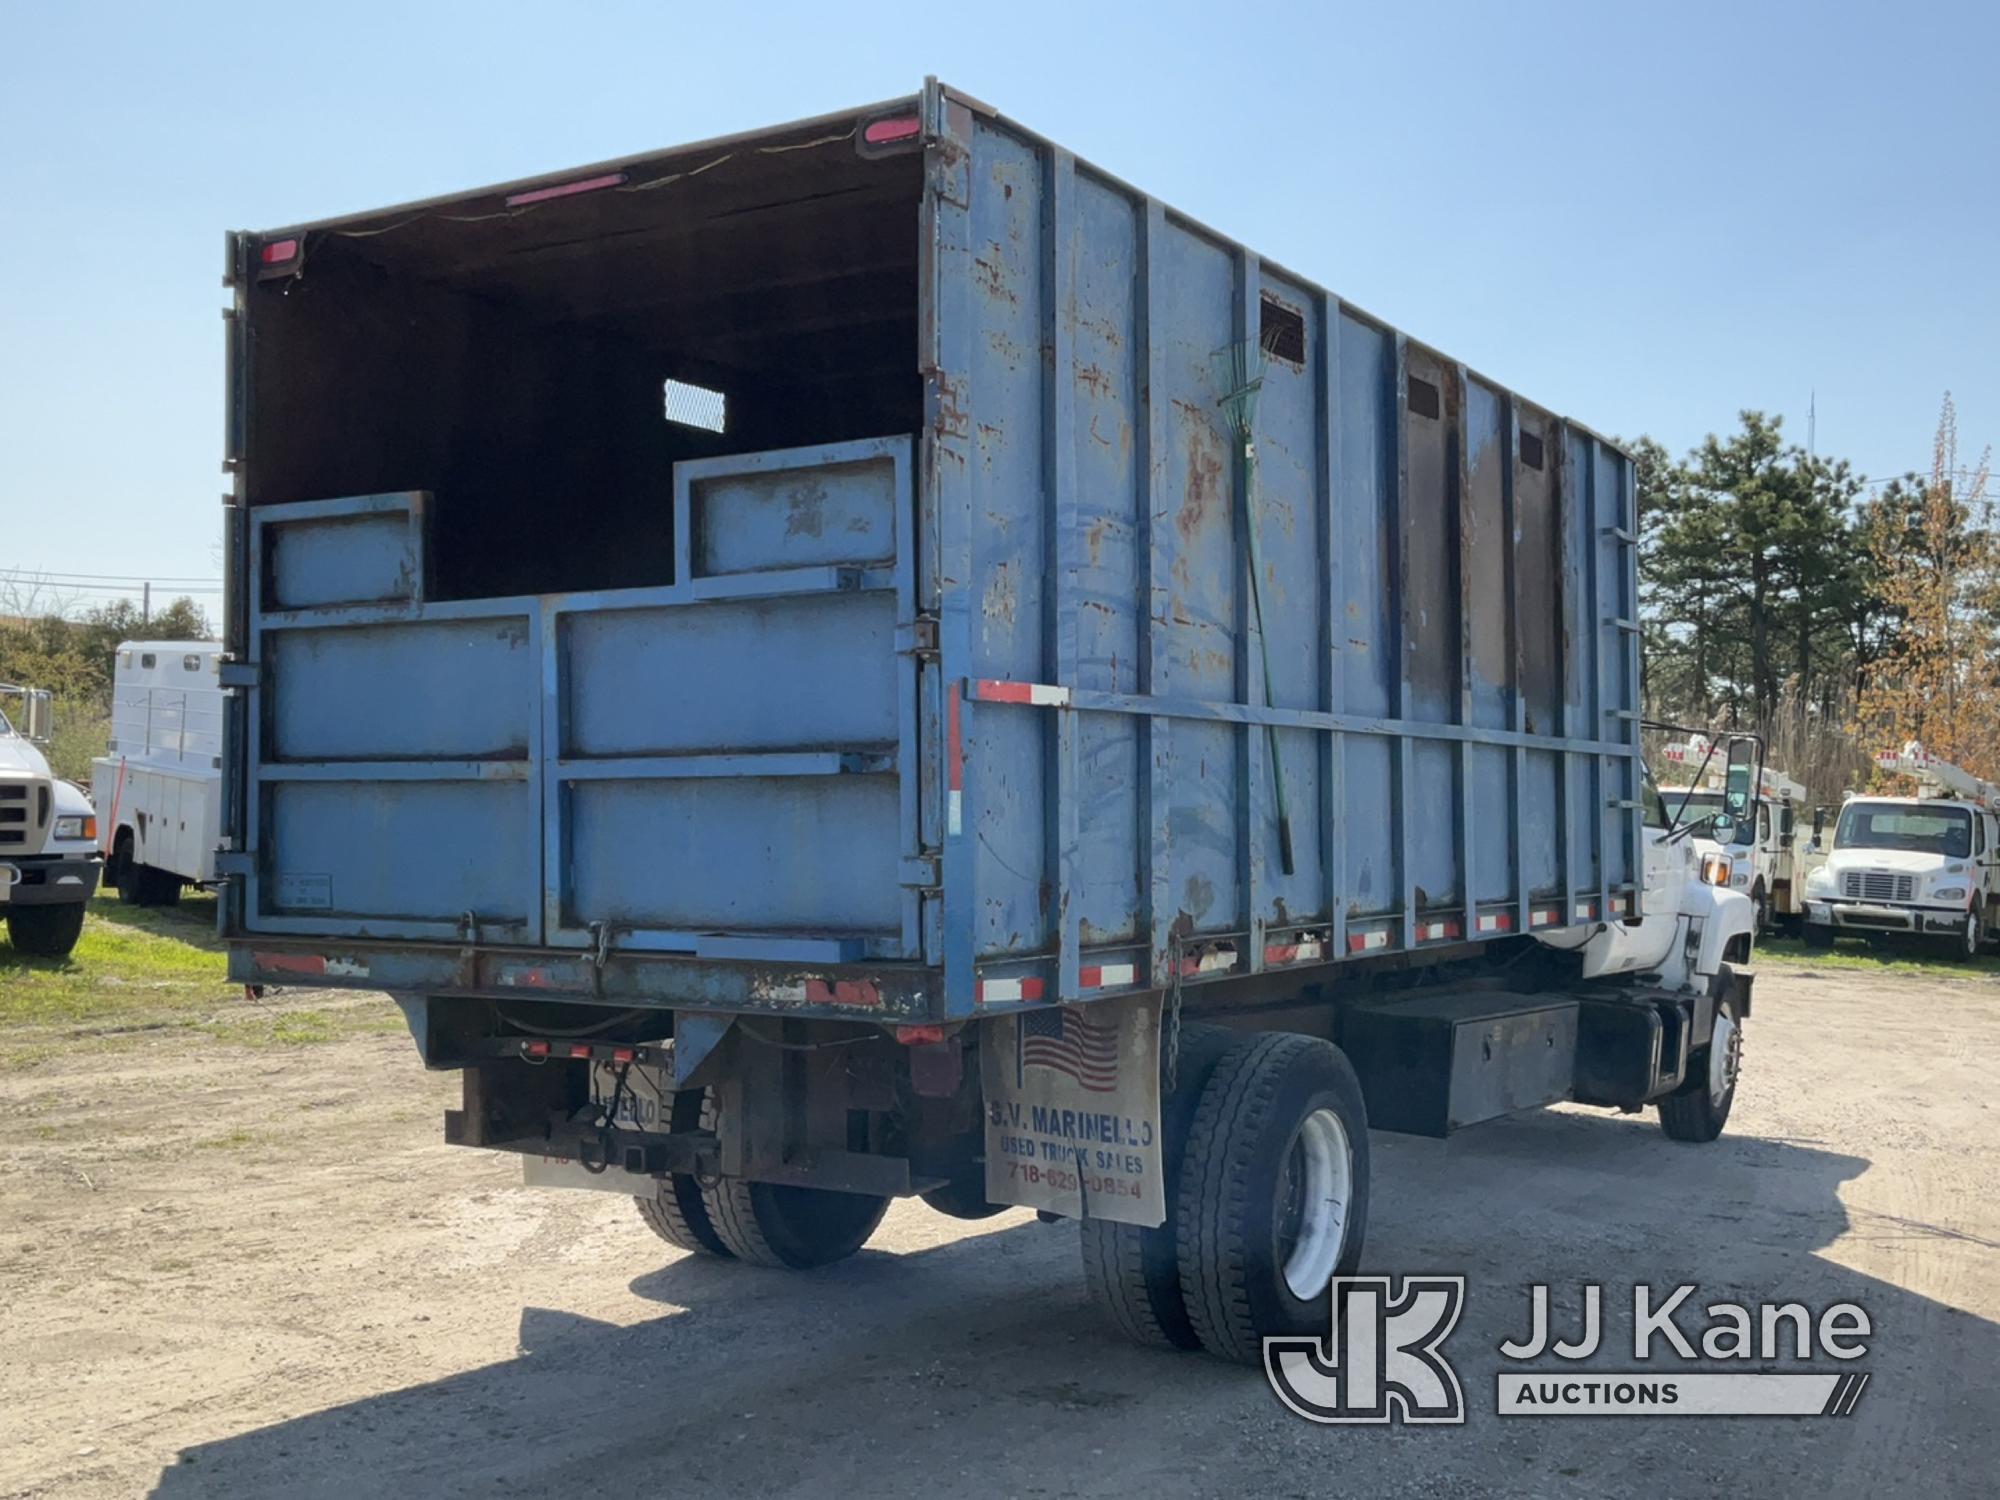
255, 237, 303, 281
862, 115, 922, 146
504, 172, 626, 208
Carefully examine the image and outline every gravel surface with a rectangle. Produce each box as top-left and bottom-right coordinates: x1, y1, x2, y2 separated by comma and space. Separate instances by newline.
1, 962, 1993, 1498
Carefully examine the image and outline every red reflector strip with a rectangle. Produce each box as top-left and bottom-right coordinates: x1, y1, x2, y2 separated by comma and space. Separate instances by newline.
1347, 930, 1391, 953
1574, 902, 1597, 921
1608, 895, 1631, 915
975, 977, 1045, 1004
504, 171, 627, 208
863, 115, 922, 145
804, 979, 882, 1008
1175, 949, 1238, 977
255, 952, 325, 976
972, 678, 1070, 707
497, 966, 552, 989
1262, 941, 1325, 966
895, 1024, 947, 1046
1078, 962, 1139, 989
1415, 920, 1463, 942
259, 238, 299, 264
1530, 907, 1561, 927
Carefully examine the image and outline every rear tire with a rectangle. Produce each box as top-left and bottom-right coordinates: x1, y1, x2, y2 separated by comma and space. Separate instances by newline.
1802, 922, 1834, 951
695, 1097, 888, 1268
633, 1088, 732, 1258
1078, 1021, 1237, 1349
1659, 969, 1742, 1143
1174, 1033, 1371, 1364
5, 901, 87, 958
921, 1169, 1008, 1221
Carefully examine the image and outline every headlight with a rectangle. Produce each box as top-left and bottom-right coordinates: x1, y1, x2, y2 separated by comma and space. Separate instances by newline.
1932, 886, 1967, 901
1805, 867, 1834, 895
1700, 853, 1732, 886
53, 814, 96, 840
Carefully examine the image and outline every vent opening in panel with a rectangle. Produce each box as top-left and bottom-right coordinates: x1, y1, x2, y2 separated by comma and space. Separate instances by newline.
1407, 376, 1441, 421
1519, 429, 1545, 471
664, 378, 728, 434
1259, 294, 1307, 367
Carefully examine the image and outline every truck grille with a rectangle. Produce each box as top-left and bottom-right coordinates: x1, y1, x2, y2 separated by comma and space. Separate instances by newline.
0, 781, 31, 849
1843, 870, 1914, 903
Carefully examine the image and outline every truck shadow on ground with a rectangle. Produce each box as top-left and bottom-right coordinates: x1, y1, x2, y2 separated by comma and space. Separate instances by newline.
150, 1108, 1998, 1499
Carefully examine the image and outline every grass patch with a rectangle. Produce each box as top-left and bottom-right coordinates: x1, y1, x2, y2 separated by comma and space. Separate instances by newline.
2, 890, 402, 1063
1, 892, 228, 1026
1759, 934, 2000, 980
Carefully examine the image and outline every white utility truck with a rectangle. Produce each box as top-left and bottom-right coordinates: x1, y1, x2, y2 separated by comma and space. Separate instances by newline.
1802, 743, 2000, 959
91, 642, 224, 907
1659, 737, 1807, 933
0, 683, 102, 956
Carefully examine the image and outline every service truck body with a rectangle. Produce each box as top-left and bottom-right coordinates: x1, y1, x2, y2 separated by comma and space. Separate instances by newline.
93, 641, 224, 905
1660, 740, 1807, 931
219, 82, 1756, 1356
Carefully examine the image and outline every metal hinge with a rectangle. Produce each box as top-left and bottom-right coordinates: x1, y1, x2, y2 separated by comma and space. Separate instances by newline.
219, 660, 258, 690
895, 618, 940, 657
214, 850, 254, 879
899, 855, 941, 890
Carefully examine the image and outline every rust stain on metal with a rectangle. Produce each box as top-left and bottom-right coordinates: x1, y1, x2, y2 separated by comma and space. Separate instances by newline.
1177, 417, 1226, 546
782, 479, 829, 539
983, 562, 1019, 626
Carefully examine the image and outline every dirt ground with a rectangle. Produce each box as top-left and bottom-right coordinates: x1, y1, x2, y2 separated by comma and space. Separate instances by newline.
1, 963, 1994, 1499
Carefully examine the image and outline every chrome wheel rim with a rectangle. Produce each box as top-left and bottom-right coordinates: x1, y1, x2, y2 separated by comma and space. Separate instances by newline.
1709, 1006, 1742, 1100
1276, 1107, 1353, 1300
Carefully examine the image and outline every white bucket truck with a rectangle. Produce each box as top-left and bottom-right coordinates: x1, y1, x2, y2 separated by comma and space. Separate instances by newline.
1658, 737, 1807, 933
1802, 743, 2000, 959
0, 683, 102, 956
91, 642, 224, 907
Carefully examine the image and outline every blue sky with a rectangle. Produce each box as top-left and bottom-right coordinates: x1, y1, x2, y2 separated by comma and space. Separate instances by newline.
3, 0, 1993, 607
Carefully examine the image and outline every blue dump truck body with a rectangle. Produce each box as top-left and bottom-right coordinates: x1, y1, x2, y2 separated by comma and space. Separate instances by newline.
221, 81, 1640, 1020
219, 83, 1741, 1355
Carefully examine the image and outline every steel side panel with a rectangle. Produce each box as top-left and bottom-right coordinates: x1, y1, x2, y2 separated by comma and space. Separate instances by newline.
934, 106, 1641, 988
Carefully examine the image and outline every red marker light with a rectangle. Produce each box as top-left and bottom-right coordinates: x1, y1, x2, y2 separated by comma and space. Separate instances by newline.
611, 1047, 635, 1064
504, 172, 626, 208
863, 116, 921, 146
525, 1040, 550, 1058
260, 238, 299, 265
895, 1024, 947, 1046
569, 1043, 592, 1059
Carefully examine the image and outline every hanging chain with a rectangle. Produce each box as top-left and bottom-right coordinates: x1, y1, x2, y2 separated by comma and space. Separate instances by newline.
1164, 935, 1186, 1097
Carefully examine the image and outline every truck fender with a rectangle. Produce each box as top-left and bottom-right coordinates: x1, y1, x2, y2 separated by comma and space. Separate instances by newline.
1683, 882, 1755, 980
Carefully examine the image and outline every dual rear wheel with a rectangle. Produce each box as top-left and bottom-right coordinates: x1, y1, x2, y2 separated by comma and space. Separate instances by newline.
1081, 1027, 1372, 1363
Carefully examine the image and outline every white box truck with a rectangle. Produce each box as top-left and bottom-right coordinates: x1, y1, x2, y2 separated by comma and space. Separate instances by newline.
91, 642, 224, 907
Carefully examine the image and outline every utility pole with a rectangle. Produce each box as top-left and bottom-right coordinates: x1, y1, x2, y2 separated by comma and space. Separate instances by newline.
1808, 390, 1816, 462
142, 581, 150, 624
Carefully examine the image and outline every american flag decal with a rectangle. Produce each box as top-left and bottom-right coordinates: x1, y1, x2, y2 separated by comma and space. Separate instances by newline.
1019, 1008, 1121, 1093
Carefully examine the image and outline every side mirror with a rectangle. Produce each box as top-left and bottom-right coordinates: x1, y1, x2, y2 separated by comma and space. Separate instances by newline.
23, 689, 52, 746
1811, 806, 1827, 839
1724, 736, 1758, 824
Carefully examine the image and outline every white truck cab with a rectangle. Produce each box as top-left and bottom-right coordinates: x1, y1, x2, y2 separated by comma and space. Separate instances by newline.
1802, 744, 2000, 959
0, 683, 103, 956
1539, 732, 1760, 993
91, 642, 225, 907
1657, 738, 1807, 932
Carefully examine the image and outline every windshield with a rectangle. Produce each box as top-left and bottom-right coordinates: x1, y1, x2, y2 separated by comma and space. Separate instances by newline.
1833, 802, 1972, 858
1666, 790, 1754, 846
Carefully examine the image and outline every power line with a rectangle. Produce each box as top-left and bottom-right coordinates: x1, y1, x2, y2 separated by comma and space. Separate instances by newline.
0, 578, 222, 595
0, 568, 221, 585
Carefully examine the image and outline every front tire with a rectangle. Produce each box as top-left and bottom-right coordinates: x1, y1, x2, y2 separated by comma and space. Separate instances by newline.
5, 901, 87, 957
1751, 883, 1770, 935
1947, 908, 1982, 963
1659, 970, 1742, 1143
1802, 921, 1834, 951
1174, 1034, 1371, 1363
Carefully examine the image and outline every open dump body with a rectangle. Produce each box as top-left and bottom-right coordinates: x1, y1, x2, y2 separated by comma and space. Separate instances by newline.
223, 81, 1642, 1022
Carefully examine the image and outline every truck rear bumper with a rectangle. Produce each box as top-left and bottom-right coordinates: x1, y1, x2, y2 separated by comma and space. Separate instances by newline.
1808, 900, 1965, 935
0, 855, 101, 906
228, 937, 940, 1023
